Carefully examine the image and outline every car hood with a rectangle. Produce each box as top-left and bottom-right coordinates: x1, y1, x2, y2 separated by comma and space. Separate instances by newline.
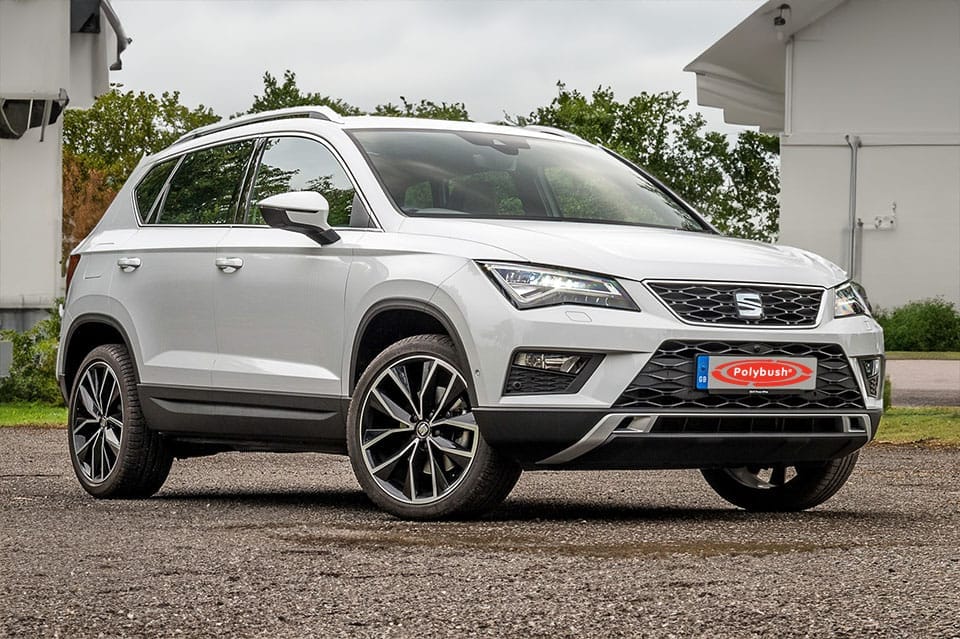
399, 218, 847, 287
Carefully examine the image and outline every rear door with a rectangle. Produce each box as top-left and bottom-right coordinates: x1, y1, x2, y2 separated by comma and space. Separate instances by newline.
110, 139, 255, 389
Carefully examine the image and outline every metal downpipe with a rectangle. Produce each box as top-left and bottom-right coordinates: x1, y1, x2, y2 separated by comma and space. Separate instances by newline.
845, 135, 862, 279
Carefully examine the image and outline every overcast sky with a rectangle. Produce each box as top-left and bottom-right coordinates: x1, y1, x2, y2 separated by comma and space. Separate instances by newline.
110, 0, 763, 133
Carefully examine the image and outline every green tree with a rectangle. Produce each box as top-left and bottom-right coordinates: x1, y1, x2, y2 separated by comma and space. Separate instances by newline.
247, 70, 363, 115
249, 69, 470, 121
61, 87, 220, 261
63, 86, 219, 185
514, 83, 781, 241
372, 97, 470, 121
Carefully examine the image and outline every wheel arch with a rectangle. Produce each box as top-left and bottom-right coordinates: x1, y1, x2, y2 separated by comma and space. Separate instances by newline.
61, 314, 139, 401
349, 299, 476, 404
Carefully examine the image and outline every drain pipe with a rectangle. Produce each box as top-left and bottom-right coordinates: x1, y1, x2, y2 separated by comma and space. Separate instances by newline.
845, 135, 861, 279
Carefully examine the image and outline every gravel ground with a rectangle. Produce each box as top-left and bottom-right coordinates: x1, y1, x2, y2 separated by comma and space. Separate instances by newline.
2, 428, 959, 639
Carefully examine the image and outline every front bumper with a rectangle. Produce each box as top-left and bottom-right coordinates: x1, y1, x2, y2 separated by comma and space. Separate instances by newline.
475, 408, 882, 470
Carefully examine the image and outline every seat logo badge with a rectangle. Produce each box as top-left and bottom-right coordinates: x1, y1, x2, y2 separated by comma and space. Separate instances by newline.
734, 291, 764, 319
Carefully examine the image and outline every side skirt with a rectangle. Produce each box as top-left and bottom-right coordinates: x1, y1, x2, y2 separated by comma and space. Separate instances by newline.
138, 384, 349, 455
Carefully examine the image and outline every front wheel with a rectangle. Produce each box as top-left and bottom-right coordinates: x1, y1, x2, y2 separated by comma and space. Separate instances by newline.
701, 452, 859, 512
347, 334, 521, 520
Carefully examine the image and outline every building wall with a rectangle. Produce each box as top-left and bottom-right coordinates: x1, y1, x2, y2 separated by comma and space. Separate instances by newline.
779, 0, 960, 309
0, 0, 71, 330
0, 122, 64, 330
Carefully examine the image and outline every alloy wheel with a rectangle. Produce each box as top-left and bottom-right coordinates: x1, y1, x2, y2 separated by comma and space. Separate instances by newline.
71, 361, 124, 484
358, 354, 478, 504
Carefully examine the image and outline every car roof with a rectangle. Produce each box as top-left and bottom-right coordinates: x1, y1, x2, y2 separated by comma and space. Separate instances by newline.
157, 107, 590, 160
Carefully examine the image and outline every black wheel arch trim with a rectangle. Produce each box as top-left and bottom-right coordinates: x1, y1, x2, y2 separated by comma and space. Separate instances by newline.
61, 313, 140, 402
349, 298, 476, 404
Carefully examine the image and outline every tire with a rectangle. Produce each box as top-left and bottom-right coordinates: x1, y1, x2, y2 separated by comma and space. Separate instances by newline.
347, 334, 521, 520
67, 344, 173, 498
701, 452, 859, 512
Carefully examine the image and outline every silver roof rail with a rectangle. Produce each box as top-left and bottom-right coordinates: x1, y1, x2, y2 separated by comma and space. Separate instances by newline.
174, 106, 345, 145
523, 125, 588, 143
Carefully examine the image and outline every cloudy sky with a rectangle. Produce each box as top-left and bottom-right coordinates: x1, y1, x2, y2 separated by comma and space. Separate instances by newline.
110, 0, 763, 133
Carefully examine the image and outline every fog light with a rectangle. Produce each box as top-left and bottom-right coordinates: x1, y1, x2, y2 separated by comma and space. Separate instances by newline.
858, 356, 884, 399
513, 352, 587, 374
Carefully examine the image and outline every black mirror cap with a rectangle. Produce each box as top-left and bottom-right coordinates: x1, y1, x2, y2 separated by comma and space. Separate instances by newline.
260, 206, 341, 245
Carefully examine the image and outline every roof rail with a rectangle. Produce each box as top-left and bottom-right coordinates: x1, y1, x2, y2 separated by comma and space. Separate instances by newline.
174, 106, 345, 145
523, 125, 588, 143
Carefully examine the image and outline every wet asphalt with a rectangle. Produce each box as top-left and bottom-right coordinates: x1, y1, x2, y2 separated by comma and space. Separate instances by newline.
2, 427, 959, 639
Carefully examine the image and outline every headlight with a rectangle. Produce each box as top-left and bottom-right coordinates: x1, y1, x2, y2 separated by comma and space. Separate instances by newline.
480, 262, 639, 311
834, 281, 872, 318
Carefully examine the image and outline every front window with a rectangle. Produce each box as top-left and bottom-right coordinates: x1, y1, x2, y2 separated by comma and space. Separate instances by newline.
349, 129, 708, 231
247, 136, 357, 227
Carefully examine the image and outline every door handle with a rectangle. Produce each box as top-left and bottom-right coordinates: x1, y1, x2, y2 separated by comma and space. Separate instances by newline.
117, 257, 141, 272
215, 257, 243, 273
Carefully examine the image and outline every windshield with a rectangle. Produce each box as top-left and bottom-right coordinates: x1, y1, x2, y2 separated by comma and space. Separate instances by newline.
348, 129, 709, 232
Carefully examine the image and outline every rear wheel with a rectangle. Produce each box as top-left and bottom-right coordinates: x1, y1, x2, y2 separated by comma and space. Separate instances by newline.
701, 452, 859, 511
347, 334, 520, 520
67, 344, 173, 498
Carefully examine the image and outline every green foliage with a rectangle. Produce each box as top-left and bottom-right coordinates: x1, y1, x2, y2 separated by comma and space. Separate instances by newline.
513, 83, 781, 241
875, 298, 960, 352
247, 70, 363, 116
249, 70, 468, 121
372, 97, 470, 121
882, 375, 892, 412
0, 305, 63, 406
63, 86, 220, 186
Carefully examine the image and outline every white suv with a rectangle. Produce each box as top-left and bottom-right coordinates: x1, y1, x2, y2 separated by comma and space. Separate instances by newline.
57, 107, 884, 519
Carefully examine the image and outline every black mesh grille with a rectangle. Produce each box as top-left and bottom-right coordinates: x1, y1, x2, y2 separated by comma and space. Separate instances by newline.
649, 416, 846, 435
615, 340, 864, 410
504, 366, 577, 394
647, 281, 823, 327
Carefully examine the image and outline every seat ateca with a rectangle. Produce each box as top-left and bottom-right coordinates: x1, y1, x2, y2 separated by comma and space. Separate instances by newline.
58, 107, 884, 519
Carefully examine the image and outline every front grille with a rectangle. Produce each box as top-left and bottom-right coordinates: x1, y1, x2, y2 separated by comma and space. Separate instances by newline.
614, 340, 864, 410
646, 281, 823, 327
649, 415, 846, 435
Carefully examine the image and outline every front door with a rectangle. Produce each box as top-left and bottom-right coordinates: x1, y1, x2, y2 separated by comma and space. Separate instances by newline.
211, 135, 362, 441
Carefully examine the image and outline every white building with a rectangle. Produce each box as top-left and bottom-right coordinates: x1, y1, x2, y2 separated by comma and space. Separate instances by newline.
687, 0, 960, 310
0, 0, 128, 330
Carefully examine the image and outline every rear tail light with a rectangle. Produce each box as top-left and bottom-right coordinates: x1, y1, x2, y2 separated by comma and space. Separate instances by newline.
65, 254, 81, 297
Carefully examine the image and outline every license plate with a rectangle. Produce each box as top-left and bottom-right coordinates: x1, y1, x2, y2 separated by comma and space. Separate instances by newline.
695, 355, 817, 392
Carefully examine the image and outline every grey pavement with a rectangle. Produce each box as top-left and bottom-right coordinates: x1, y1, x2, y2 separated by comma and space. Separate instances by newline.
886, 359, 960, 407
2, 428, 959, 638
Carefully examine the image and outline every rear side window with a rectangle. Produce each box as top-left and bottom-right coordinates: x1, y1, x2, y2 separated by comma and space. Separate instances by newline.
134, 159, 176, 221
247, 137, 355, 227
151, 140, 255, 225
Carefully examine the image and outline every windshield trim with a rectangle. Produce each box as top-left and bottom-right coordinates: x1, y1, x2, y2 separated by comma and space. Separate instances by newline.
346, 127, 714, 234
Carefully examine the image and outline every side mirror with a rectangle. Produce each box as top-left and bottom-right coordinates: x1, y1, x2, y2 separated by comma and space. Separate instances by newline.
257, 191, 341, 245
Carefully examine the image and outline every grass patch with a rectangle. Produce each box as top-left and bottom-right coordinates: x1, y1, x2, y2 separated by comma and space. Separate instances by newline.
886, 351, 960, 361
0, 403, 67, 427
875, 407, 960, 445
